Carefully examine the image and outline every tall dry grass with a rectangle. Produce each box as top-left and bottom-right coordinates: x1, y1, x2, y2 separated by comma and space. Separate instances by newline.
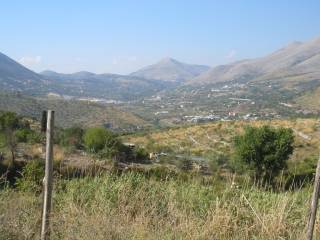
0, 172, 317, 240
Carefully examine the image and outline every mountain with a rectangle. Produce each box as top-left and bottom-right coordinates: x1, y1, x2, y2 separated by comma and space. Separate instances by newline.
40, 70, 178, 101
130, 58, 210, 82
0, 52, 49, 93
0, 52, 177, 101
190, 37, 320, 85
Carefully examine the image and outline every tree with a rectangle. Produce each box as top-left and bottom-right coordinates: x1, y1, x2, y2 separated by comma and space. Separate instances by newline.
234, 125, 294, 183
59, 127, 84, 149
83, 127, 118, 153
0, 112, 20, 165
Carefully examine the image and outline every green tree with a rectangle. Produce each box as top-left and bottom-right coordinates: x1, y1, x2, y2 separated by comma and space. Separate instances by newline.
0, 112, 20, 165
83, 127, 117, 153
234, 125, 294, 183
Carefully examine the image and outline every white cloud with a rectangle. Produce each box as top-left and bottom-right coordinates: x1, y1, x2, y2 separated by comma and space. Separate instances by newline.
225, 50, 237, 59
19, 56, 42, 66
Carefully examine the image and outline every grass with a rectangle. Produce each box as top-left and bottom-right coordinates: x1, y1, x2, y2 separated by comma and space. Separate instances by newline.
0, 172, 318, 240
1, 117, 320, 239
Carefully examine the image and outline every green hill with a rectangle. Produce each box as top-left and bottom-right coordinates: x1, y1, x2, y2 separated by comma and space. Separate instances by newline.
0, 92, 149, 131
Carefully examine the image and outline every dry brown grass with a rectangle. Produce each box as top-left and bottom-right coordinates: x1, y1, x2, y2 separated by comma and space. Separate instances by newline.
296, 87, 320, 111
0, 173, 318, 240
126, 118, 320, 162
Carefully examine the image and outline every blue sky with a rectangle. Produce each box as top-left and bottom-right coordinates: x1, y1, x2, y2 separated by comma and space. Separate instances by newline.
1, 0, 320, 74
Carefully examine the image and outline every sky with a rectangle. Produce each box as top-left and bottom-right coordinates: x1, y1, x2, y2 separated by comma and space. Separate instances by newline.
1, 0, 320, 74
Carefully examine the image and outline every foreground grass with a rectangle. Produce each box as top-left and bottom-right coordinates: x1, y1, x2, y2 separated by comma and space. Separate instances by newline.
0, 173, 318, 240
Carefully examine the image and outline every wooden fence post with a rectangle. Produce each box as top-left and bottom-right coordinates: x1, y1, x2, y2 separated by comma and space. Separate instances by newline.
307, 155, 320, 240
40, 110, 54, 240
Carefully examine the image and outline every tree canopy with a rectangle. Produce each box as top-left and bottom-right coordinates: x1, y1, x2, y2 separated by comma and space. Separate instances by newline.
234, 125, 294, 183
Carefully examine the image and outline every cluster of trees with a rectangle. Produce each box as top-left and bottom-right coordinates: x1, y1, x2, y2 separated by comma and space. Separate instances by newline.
58, 126, 148, 163
0, 111, 148, 169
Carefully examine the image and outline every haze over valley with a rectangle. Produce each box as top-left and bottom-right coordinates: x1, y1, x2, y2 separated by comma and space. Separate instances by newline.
1, 36, 320, 129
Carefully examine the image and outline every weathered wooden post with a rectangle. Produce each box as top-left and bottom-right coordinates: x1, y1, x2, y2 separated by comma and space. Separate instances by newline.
306, 155, 320, 240
40, 110, 54, 240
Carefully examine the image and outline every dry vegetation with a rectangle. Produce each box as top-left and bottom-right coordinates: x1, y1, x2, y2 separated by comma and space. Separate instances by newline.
1, 118, 320, 239
0, 173, 319, 240
126, 118, 320, 163
296, 86, 320, 111
0, 92, 148, 130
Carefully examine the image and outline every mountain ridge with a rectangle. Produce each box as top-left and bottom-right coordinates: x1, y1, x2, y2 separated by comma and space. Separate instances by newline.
130, 57, 210, 82
189, 37, 320, 85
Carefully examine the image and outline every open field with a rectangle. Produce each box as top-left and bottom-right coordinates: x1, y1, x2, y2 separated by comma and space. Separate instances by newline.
0, 173, 318, 240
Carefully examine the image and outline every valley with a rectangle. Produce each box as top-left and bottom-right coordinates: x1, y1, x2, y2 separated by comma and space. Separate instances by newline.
1, 37, 320, 130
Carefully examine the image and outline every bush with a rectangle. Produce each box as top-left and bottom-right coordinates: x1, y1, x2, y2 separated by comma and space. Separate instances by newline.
15, 159, 44, 192
131, 147, 149, 162
0, 112, 19, 130
234, 125, 294, 183
59, 127, 84, 149
83, 127, 114, 153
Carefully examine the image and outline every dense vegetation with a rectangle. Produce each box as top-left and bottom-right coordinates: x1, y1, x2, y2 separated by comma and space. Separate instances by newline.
234, 126, 294, 183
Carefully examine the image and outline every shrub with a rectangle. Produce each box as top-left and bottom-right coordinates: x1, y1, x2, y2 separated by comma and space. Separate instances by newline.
131, 147, 149, 162
59, 127, 84, 149
234, 125, 294, 183
15, 159, 44, 192
0, 112, 19, 130
83, 127, 114, 153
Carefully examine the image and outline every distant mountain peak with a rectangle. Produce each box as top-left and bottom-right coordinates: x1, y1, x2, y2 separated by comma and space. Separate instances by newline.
130, 58, 210, 82
158, 57, 179, 64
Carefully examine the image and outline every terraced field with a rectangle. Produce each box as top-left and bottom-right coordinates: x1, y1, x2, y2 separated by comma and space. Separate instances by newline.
125, 118, 320, 163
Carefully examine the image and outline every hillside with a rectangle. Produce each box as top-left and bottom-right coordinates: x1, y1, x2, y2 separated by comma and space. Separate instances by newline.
190, 37, 320, 85
295, 86, 320, 111
40, 70, 178, 101
125, 119, 320, 163
0, 52, 50, 94
0, 92, 149, 130
0, 52, 178, 101
130, 58, 210, 82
